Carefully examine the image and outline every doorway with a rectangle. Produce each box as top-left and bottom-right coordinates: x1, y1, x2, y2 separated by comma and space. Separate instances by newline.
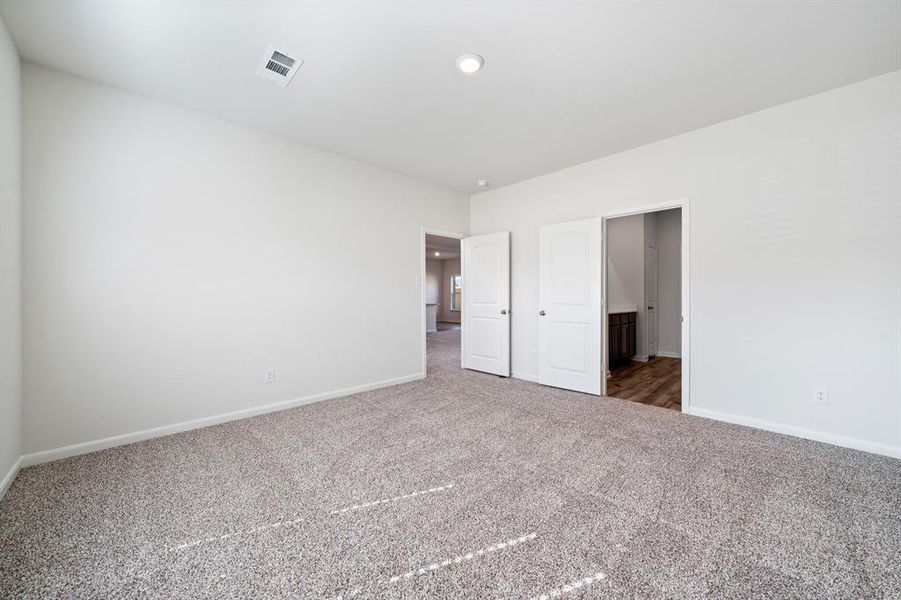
603, 204, 687, 411
422, 230, 464, 375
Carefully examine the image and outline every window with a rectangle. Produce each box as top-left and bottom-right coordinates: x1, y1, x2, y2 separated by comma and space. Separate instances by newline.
450, 275, 462, 311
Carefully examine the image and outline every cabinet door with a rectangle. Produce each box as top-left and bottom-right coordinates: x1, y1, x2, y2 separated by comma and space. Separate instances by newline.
609, 319, 621, 361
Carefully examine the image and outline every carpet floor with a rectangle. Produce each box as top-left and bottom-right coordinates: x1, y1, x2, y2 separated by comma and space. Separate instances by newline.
1, 329, 899, 598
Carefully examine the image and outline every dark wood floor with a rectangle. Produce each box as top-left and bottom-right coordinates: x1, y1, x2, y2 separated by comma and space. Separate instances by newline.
607, 356, 682, 410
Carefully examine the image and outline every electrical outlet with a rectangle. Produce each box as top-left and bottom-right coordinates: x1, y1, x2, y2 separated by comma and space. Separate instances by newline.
812, 387, 829, 405
264, 368, 275, 384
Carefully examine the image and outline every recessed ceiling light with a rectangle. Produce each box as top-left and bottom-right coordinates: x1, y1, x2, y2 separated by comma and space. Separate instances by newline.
456, 53, 484, 74
434, 251, 441, 257
477, 179, 490, 187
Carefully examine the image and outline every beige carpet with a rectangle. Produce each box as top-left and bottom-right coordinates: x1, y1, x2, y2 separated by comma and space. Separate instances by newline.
1, 328, 899, 598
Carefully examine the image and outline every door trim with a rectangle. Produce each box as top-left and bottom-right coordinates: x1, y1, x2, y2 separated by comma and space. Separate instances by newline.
600, 217, 608, 395
599, 197, 690, 413
421, 228, 466, 375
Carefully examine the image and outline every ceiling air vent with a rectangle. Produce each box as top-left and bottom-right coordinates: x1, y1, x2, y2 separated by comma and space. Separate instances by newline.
256, 46, 303, 88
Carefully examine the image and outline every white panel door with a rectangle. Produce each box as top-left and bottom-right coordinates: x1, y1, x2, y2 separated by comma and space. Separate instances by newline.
538, 218, 602, 395
646, 246, 658, 357
462, 231, 510, 376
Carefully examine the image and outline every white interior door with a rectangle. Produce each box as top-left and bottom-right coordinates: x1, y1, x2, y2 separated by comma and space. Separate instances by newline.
646, 246, 658, 357
462, 231, 510, 376
538, 218, 602, 395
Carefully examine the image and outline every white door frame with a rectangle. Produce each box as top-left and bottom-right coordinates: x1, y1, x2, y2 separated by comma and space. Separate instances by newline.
599, 197, 691, 412
421, 228, 466, 375
600, 216, 608, 396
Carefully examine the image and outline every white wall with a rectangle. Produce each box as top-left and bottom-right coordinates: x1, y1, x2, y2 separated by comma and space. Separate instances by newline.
22, 64, 468, 456
471, 71, 901, 456
656, 208, 681, 357
425, 258, 441, 304
439, 258, 461, 323
606, 214, 646, 356
0, 16, 22, 489
607, 214, 644, 309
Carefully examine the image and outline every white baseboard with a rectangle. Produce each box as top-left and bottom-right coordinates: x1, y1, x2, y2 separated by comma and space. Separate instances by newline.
655, 351, 681, 358
687, 407, 901, 459
0, 456, 22, 501
19, 372, 426, 468
513, 372, 539, 383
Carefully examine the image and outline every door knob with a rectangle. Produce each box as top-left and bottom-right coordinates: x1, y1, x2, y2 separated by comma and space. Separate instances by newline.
539, 310, 546, 316
500, 309, 508, 315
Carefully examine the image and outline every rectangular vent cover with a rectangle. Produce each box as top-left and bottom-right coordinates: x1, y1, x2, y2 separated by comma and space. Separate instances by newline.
256, 46, 302, 87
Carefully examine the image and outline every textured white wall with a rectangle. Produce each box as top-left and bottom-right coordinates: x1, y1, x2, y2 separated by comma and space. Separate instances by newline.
22, 64, 468, 455
471, 72, 901, 456
0, 16, 21, 486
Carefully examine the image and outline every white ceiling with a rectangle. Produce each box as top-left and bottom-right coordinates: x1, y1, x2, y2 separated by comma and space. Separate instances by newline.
2, 1, 899, 193
426, 235, 461, 259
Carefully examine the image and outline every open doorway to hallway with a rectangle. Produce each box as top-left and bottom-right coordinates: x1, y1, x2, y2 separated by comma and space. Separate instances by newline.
605, 207, 683, 410
424, 233, 463, 370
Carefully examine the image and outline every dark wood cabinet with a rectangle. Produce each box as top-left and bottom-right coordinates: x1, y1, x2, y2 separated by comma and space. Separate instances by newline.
608, 311, 637, 366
